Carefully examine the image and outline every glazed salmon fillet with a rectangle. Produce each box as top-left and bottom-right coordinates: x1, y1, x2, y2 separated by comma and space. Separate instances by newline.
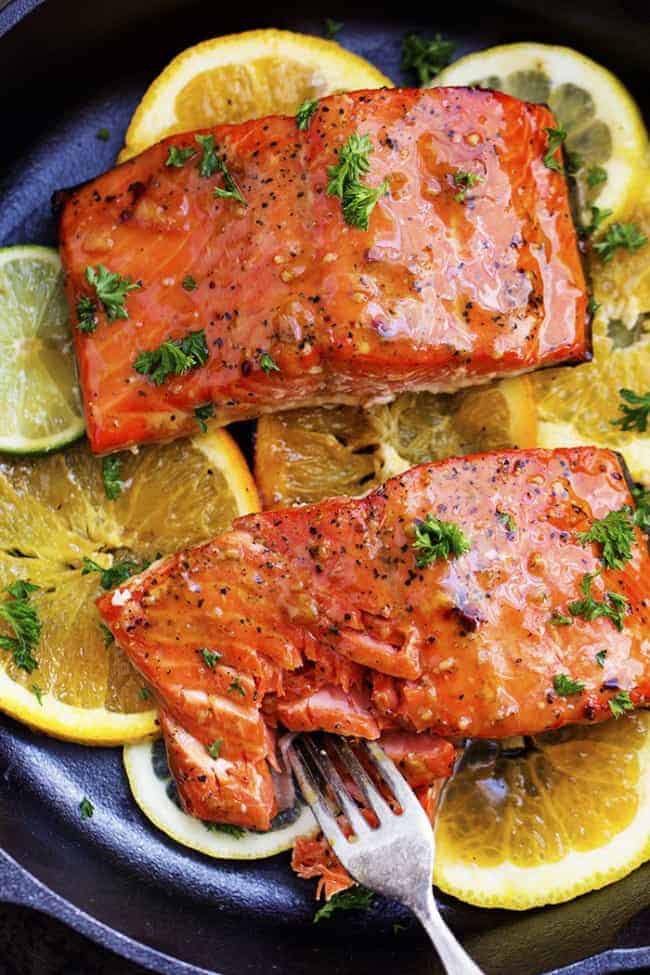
99, 447, 650, 830
59, 87, 589, 454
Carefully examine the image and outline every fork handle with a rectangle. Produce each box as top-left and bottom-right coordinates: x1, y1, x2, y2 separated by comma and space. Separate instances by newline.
411, 888, 484, 975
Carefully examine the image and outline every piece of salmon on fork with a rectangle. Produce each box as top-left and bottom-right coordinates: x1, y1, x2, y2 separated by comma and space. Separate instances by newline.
59, 86, 589, 454
98, 447, 650, 831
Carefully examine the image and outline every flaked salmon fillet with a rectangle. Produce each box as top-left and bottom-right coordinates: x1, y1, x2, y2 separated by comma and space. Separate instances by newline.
99, 447, 650, 831
59, 87, 589, 454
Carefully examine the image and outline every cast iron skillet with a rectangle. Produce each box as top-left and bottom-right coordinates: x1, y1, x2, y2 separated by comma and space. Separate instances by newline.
0, 1, 649, 972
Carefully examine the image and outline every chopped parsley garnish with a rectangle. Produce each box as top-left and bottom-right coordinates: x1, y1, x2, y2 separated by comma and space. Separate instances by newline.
568, 572, 628, 631
327, 133, 388, 230
82, 556, 141, 590
195, 133, 246, 205
99, 622, 114, 647
296, 99, 319, 131
496, 510, 516, 533
166, 145, 197, 167
182, 274, 198, 291
609, 690, 634, 718
0, 580, 41, 673
31, 683, 44, 705
79, 797, 94, 820
228, 678, 246, 697
632, 485, 650, 533
611, 388, 650, 433
324, 18, 343, 38
587, 296, 601, 316
543, 126, 567, 172
85, 265, 140, 321
595, 650, 607, 668
577, 506, 636, 569
96, 128, 110, 142
550, 612, 573, 626
194, 403, 214, 432
583, 205, 613, 236
565, 150, 582, 176
259, 351, 280, 374
76, 295, 98, 333
139, 686, 151, 701
553, 673, 585, 696
134, 330, 209, 385
401, 33, 456, 86
313, 886, 374, 923
593, 222, 647, 262
587, 165, 607, 187
198, 648, 221, 669
453, 170, 483, 203
101, 455, 124, 501
413, 515, 471, 568
206, 738, 224, 759
204, 821, 246, 838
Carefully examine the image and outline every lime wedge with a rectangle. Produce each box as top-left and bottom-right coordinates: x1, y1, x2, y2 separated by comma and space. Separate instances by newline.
0, 245, 85, 453
434, 43, 648, 227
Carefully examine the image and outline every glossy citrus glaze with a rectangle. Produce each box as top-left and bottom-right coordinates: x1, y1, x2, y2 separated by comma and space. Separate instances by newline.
60, 87, 589, 454
99, 447, 649, 829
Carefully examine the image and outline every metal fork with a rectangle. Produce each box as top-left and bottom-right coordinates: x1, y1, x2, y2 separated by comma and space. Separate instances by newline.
287, 734, 484, 975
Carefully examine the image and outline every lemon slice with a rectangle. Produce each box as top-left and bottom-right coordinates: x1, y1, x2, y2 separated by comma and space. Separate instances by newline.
0, 245, 85, 454
120, 29, 393, 161
0, 431, 259, 745
434, 43, 649, 226
255, 377, 537, 507
124, 738, 317, 859
434, 713, 650, 910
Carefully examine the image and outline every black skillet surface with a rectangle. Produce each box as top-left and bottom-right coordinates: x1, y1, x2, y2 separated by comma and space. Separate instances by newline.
1, 1, 650, 972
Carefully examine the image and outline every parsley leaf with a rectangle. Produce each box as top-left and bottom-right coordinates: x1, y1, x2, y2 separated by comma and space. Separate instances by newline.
296, 99, 319, 131
96, 128, 110, 142
453, 170, 483, 203
203, 821, 246, 838
198, 648, 221, 669
313, 886, 374, 923
31, 683, 44, 705
81, 556, 141, 590
195, 134, 246, 205
99, 622, 114, 647
79, 797, 94, 820
228, 678, 246, 697
76, 295, 98, 333
593, 222, 647, 262
543, 126, 567, 172
182, 275, 197, 291
553, 673, 585, 696
587, 296, 601, 316
194, 403, 214, 432
584, 205, 613, 236
139, 686, 151, 701
324, 18, 343, 38
595, 649, 607, 668
550, 612, 573, 626
611, 388, 650, 433
206, 738, 224, 759
587, 165, 607, 188
496, 510, 516, 533
85, 265, 140, 321
134, 330, 209, 386
102, 455, 124, 501
259, 351, 280, 374
401, 33, 456, 86
327, 133, 388, 230
577, 506, 636, 569
413, 515, 471, 568
632, 485, 650, 533
166, 145, 197, 167
568, 572, 628, 631
0, 580, 41, 673
609, 690, 634, 718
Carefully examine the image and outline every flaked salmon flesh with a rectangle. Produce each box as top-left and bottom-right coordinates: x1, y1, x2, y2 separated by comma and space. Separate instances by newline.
59, 87, 589, 454
98, 447, 650, 832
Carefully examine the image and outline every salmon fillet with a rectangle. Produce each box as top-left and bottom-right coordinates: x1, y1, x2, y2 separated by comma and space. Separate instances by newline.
99, 447, 650, 830
60, 87, 589, 454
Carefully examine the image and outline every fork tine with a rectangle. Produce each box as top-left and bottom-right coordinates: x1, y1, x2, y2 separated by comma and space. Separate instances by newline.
363, 740, 422, 809
286, 738, 346, 845
328, 737, 393, 822
300, 736, 371, 837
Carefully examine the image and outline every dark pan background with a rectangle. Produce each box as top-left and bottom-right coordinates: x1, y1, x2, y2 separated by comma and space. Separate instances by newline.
0, 1, 649, 973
